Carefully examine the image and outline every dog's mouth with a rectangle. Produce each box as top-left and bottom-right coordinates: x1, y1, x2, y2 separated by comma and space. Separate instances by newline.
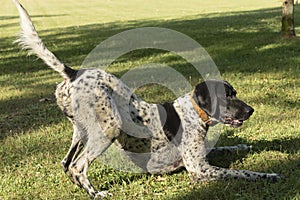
223, 117, 244, 128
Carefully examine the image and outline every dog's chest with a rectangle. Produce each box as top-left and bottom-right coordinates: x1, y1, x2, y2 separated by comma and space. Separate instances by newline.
173, 94, 208, 141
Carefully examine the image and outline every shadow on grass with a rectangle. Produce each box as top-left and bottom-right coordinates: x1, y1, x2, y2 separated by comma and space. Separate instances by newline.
190, 131, 300, 199
3, 7, 300, 74
91, 136, 300, 199
170, 160, 300, 200
159, 129, 300, 200
2, 126, 299, 199
172, 144, 300, 200
0, 96, 63, 140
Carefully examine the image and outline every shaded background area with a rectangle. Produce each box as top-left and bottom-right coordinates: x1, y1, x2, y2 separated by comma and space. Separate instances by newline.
0, 0, 299, 199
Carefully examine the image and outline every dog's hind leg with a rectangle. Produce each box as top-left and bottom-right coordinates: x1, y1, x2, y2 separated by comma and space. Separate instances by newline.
61, 124, 84, 176
67, 129, 114, 198
64, 87, 122, 198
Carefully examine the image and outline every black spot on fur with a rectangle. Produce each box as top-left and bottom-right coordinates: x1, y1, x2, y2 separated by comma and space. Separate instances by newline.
86, 75, 95, 79
75, 176, 83, 188
136, 116, 143, 122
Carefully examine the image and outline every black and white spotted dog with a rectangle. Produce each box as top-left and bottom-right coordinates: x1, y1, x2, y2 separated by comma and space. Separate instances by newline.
13, 0, 282, 198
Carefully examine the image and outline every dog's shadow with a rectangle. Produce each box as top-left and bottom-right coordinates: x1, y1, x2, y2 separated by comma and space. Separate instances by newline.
206, 129, 300, 168
91, 129, 300, 194
205, 130, 250, 168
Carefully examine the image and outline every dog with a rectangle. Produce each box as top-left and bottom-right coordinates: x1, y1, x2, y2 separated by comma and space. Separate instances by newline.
13, 0, 282, 199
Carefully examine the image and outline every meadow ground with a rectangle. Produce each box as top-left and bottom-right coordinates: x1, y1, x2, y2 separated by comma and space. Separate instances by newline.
0, 0, 299, 199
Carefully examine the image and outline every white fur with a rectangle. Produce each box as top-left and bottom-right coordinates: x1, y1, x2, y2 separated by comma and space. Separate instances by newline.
13, 0, 68, 79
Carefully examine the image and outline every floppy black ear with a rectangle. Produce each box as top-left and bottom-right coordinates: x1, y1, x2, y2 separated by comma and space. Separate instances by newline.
193, 81, 213, 116
193, 80, 227, 117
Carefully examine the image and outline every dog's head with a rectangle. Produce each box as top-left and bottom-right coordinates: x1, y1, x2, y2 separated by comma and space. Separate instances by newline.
193, 80, 254, 127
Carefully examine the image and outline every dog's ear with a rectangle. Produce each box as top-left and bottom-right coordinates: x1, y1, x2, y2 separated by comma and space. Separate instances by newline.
194, 81, 213, 116
194, 80, 227, 117
223, 81, 237, 97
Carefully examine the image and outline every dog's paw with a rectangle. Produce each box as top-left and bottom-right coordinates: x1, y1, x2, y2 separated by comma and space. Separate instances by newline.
94, 190, 113, 199
237, 144, 252, 151
266, 173, 285, 183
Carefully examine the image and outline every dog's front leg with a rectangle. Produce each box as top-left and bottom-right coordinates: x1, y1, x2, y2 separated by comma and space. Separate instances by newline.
206, 144, 252, 154
182, 131, 282, 183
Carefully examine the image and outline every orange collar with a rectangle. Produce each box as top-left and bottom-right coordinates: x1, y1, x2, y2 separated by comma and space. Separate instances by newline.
190, 90, 212, 126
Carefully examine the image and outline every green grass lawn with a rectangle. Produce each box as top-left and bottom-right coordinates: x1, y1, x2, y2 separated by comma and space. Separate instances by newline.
1, 0, 299, 199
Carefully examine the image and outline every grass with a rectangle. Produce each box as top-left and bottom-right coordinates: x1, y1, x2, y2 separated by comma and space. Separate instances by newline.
0, 0, 299, 199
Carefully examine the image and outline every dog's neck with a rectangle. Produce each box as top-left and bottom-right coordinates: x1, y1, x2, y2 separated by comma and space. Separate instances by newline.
190, 90, 212, 126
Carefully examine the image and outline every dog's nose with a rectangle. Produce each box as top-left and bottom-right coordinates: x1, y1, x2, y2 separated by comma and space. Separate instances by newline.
246, 107, 254, 116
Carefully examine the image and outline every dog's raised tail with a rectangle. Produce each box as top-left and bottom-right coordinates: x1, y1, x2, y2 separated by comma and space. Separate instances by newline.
13, 0, 77, 80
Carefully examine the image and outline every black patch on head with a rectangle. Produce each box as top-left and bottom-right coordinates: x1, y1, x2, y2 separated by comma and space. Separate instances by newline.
193, 80, 229, 118
193, 80, 254, 125
158, 102, 182, 145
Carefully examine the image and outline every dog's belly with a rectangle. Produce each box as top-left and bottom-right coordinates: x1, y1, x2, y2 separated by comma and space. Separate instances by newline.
115, 131, 152, 153
115, 130, 183, 173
